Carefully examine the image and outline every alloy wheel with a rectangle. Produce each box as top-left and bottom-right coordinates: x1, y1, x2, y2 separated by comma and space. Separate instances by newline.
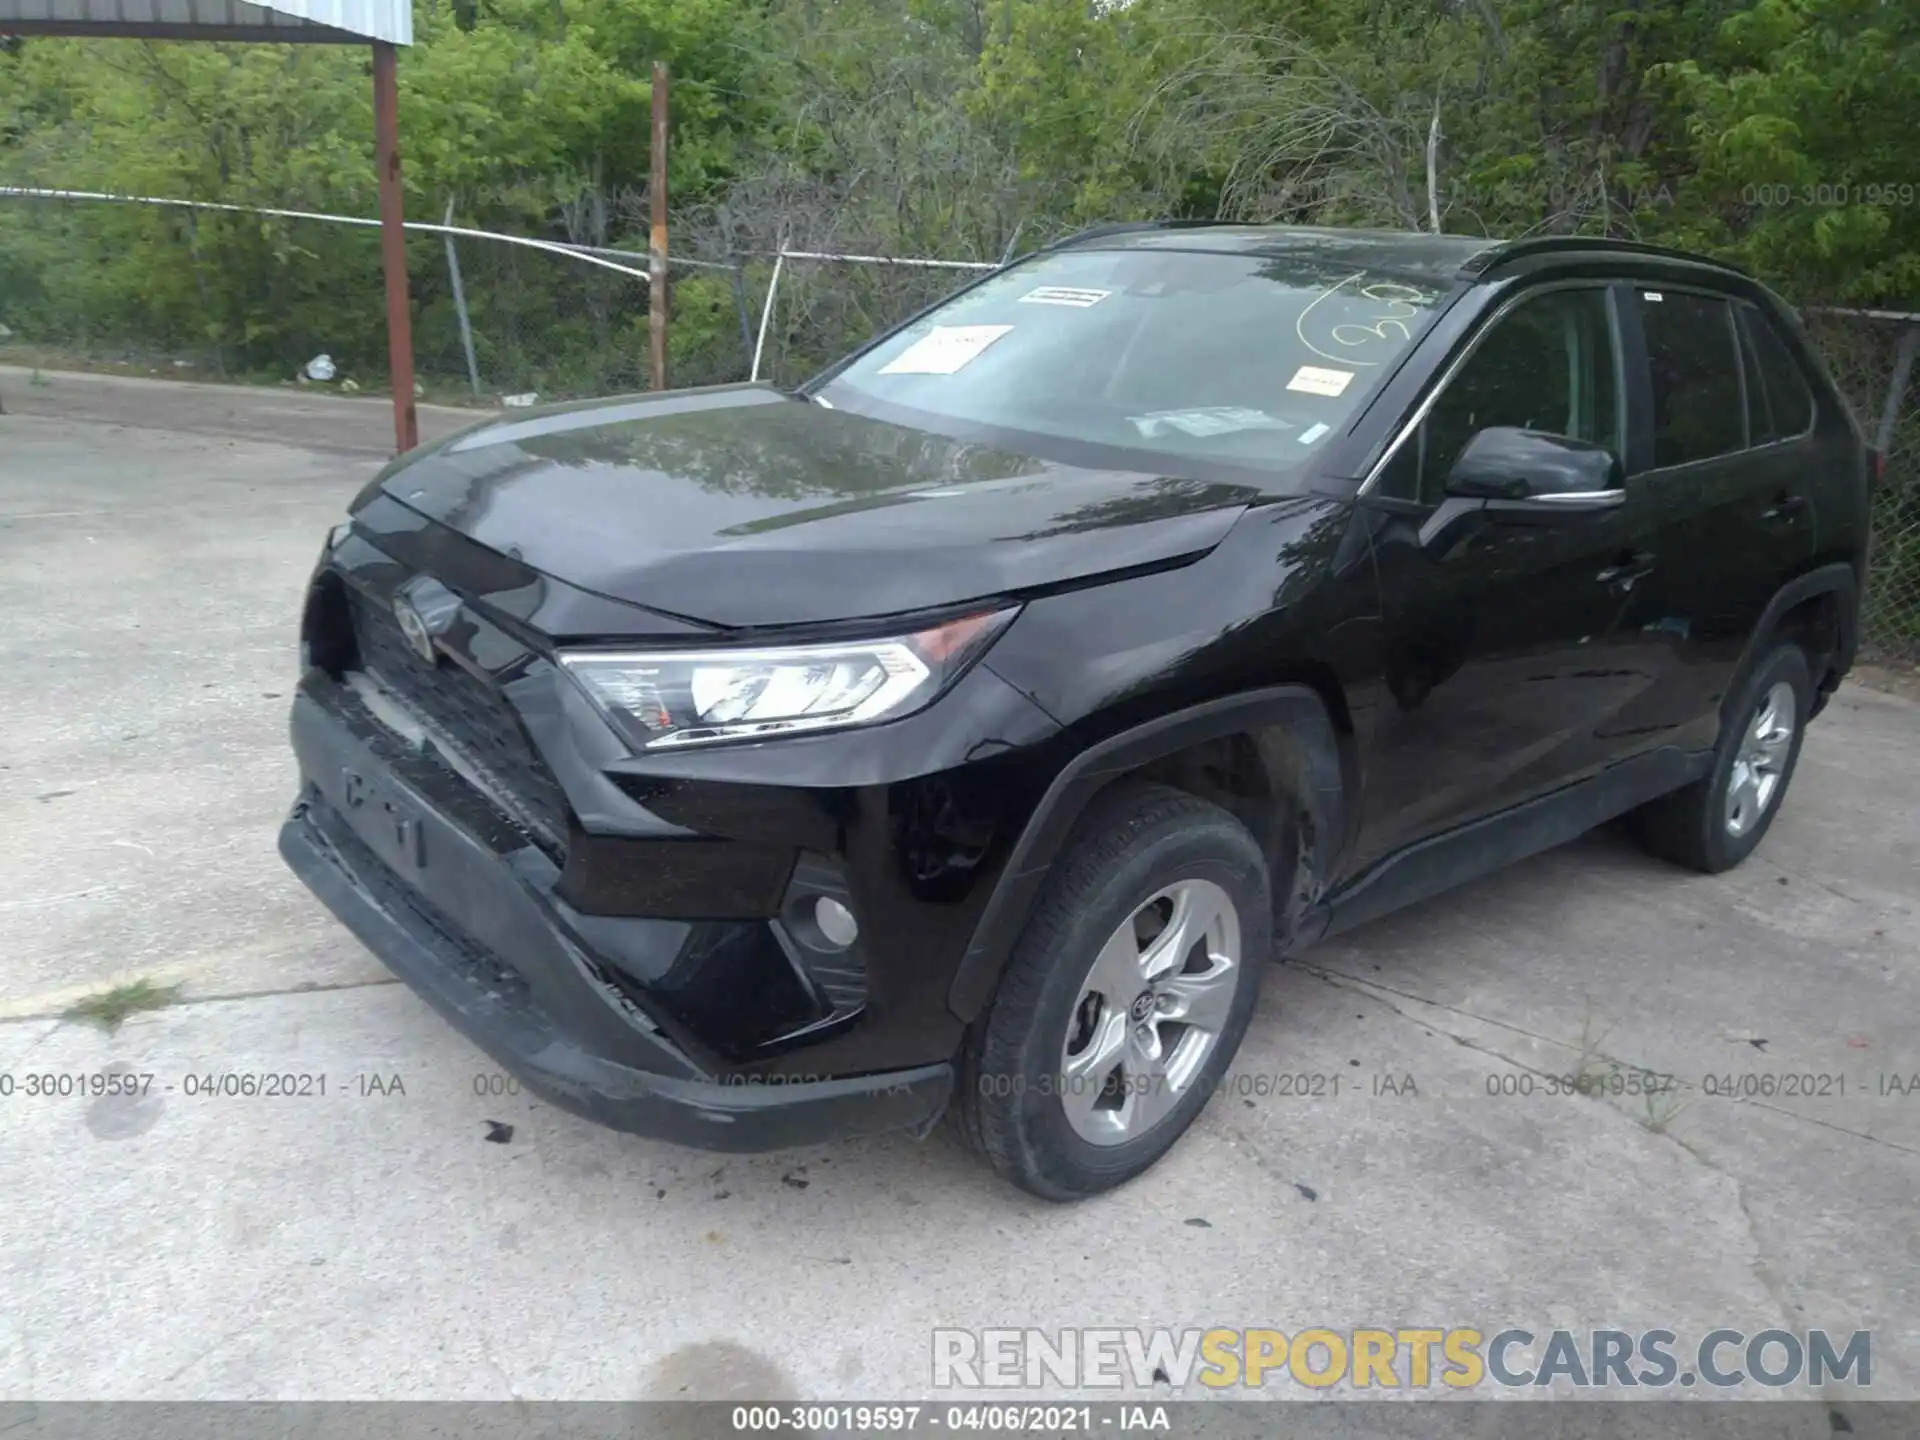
1724, 680, 1797, 838
1058, 878, 1240, 1146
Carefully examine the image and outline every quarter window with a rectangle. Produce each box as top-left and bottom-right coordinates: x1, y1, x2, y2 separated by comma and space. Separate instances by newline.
1375, 287, 1619, 505
1739, 305, 1816, 440
1642, 291, 1746, 467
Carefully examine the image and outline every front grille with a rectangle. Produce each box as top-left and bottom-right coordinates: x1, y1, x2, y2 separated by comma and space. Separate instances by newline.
345, 584, 571, 857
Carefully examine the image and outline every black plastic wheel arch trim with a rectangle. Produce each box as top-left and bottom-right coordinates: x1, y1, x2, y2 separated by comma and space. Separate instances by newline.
946, 684, 1345, 1022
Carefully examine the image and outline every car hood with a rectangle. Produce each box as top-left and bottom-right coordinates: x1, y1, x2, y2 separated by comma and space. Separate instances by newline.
368, 384, 1259, 630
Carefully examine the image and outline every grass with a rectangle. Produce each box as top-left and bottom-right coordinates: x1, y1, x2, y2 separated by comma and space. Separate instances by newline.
1568, 998, 1692, 1134
1637, 1078, 1693, 1136
64, 978, 181, 1033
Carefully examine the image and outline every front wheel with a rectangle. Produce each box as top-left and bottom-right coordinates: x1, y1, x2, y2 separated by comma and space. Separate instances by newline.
956, 784, 1272, 1201
1632, 643, 1812, 874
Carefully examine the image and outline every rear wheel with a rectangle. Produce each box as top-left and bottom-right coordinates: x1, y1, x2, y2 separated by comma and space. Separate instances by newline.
1632, 643, 1812, 874
957, 784, 1271, 1201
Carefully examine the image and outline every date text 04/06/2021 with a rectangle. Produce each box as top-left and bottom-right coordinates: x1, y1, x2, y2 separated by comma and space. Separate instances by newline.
727, 1406, 1168, 1433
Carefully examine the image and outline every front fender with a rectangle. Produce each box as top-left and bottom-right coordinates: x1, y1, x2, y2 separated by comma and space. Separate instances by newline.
945, 684, 1348, 1022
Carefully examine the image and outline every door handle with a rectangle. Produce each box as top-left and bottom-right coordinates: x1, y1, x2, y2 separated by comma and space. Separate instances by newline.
1596, 550, 1656, 587
1760, 491, 1809, 524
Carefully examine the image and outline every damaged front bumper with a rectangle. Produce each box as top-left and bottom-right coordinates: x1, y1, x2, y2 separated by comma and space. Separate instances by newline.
278, 691, 953, 1152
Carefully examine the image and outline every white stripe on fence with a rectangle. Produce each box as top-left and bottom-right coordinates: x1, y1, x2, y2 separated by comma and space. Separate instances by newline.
0, 186, 652, 281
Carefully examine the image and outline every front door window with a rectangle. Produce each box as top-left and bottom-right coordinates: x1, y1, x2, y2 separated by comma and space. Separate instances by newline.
1376, 287, 1621, 505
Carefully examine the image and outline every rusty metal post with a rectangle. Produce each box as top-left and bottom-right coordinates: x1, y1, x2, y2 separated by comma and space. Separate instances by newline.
649, 61, 669, 392
372, 42, 419, 452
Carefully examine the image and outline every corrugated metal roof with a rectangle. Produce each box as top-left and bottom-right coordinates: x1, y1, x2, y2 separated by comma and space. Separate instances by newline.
256, 0, 409, 44
0, 0, 410, 43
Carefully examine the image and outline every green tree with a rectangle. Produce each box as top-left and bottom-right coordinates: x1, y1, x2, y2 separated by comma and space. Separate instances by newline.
1659, 0, 1920, 304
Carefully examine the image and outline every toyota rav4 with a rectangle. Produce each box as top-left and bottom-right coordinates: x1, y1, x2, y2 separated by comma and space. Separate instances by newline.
280, 224, 1870, 1199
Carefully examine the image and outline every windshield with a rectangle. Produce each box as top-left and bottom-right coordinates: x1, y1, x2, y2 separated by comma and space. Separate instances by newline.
816, 246, 1450, 477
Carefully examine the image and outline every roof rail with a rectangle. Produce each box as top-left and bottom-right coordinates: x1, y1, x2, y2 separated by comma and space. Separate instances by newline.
1464, 235, 1751, 278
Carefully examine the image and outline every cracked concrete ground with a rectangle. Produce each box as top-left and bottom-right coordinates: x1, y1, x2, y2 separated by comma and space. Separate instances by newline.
1, 368, 1915, 1410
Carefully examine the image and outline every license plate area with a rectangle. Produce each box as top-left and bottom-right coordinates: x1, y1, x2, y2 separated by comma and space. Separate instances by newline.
339, 766, 428, 875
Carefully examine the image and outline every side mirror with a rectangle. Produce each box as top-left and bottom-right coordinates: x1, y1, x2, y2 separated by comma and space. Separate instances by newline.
1444, 426, 1623, 510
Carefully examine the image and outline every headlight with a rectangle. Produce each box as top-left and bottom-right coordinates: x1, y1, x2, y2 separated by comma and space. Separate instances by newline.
559, 608, 1017, 750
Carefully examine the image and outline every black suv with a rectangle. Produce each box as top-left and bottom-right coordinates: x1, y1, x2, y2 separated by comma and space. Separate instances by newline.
281, 225, 1869, 1199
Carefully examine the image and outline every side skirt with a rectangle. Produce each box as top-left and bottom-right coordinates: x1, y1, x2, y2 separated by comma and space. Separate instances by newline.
1300, 744, 1714, 944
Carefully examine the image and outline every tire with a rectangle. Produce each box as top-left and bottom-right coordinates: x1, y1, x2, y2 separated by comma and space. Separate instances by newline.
1631, 643, 1812, 874
956, 783, 1272, 1201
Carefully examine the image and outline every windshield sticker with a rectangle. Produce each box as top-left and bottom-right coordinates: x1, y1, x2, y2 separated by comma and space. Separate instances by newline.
878, 324, 1014, 375
1129, 407, 1292, 439
1298, 422, 1331, 444
1286, 365, 1356, 398
1018, 286, 1111, 308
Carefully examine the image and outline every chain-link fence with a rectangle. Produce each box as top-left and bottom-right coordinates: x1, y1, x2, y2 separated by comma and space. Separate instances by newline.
3, 184, 1916, 661
0, 185, 1008, 403
671, 192, 1024, 391
0, 187, 667, 405
1803, 311, 1920, 664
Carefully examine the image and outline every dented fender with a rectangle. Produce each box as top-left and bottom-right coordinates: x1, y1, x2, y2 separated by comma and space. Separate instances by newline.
946, 684, 1350, 1022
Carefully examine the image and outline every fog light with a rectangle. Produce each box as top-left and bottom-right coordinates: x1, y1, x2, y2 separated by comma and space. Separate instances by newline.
813, 896, 859, 948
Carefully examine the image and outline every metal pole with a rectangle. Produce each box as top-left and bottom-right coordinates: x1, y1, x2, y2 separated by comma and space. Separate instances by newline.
1425, 94, 1444, 234
442, 197, 481, 398
649, 62, 669, 392
730, 262, 754, 374
750, 250, 786, 383
1876, 323, 1918, 458
185, 207, 228, 378
999, 219, 1025, 266
372, 42, 419, 453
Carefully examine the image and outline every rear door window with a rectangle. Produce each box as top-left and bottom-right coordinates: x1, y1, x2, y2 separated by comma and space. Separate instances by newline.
1640, 291, 1746, 468
1739, 305, 1816, 440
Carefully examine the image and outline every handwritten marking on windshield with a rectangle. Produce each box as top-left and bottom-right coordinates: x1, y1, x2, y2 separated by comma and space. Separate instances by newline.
1295, 275, 1436, 366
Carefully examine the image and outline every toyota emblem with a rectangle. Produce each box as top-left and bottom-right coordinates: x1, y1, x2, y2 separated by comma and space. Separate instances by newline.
392, 592, 437, 664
